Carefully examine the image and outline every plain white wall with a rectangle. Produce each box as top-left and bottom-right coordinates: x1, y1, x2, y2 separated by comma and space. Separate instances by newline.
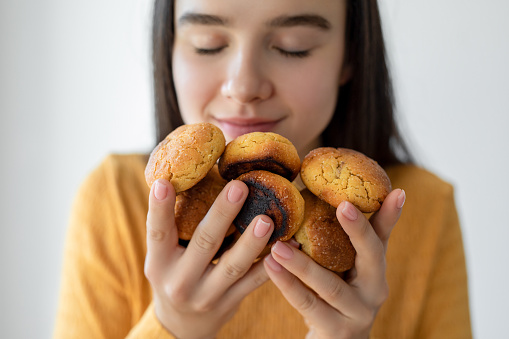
1, 1, 507, 338
380, 1, 509, 337
0, 1, 153, 338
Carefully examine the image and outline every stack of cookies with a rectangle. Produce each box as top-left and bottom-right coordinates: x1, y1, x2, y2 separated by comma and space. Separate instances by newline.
145, 123, 392, 273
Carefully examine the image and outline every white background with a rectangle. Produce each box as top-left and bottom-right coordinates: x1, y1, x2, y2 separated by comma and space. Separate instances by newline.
1, 1, 507, 338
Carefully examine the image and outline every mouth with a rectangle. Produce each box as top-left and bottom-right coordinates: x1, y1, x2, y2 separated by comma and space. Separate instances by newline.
213, 117, 285, 139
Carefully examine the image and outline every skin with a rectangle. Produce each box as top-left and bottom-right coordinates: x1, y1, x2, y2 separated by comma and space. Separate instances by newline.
145, 0, 406, 338
172, 0, 351, 159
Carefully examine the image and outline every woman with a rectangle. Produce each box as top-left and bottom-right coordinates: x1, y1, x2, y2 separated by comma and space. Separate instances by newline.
54, 0, 472, 338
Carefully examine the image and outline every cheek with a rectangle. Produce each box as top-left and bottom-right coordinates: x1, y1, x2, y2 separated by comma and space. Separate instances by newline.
285, 66, 339, 126
276, 61, 340, 152
172, 51, 220, 123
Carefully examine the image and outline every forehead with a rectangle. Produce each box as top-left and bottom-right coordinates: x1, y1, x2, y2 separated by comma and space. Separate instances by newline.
174, 0, 347, 29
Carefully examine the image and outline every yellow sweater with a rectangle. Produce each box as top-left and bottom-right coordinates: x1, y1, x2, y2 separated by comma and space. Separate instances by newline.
54, 154, 472, 338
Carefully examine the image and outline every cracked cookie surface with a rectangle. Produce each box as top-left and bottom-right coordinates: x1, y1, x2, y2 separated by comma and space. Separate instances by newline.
300, 147, 391, 212
145, 123, 225, 193
218, 132, 301, 181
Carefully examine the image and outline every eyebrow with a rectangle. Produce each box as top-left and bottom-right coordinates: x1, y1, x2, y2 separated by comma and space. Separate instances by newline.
268, 14, 331, 30
178, 13, 229, 26
177, 12, 331, 30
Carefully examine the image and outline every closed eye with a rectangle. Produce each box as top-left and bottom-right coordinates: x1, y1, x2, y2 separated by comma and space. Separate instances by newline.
195, 46, 227, 55
274, 47, 311, 58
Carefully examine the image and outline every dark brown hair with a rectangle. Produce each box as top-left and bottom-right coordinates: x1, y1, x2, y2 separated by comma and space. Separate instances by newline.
151, 0, 412, 167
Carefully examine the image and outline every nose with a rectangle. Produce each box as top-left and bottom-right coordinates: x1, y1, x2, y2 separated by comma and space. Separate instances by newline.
221, 51, 273, 104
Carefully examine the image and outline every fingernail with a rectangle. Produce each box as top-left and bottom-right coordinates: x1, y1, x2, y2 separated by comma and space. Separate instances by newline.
397, 189, 406, 209
228, 184, 243, 203
287, 238, 301, 249
264, 254, 283, 272
254, 218, 271, 238
272, 241, 294, 260
341, 201, 358, 221
154, 180, 168, 200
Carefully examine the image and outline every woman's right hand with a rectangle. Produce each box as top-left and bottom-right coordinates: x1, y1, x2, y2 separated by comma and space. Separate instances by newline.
144, 178, 274, 339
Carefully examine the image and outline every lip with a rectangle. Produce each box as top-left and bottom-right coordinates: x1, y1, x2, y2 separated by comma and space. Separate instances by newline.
213, 117, 285, 139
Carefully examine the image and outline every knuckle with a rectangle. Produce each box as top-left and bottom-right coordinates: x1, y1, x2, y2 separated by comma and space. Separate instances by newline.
193, 228, 218, 253
166, 281, 189, 306
222, 261, 247, 281
209, 204, 232, 225
298, 292, 318, 313
283, 272, 298, 290
252, 270, 269, 288
143, 262, 157, 282
146, 226, 168, 242
325, 278, 345, 301
144, 255, 163, 285
146, 210, 170, 242
192, 299, 214, 313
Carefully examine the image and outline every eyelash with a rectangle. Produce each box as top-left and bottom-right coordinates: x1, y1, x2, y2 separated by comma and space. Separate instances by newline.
194, 46, 227, 55
274, 47, 311, 58
194, 46, 311, 58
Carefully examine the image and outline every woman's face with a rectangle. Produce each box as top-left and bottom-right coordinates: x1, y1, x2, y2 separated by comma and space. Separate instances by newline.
172, 0, 349, 157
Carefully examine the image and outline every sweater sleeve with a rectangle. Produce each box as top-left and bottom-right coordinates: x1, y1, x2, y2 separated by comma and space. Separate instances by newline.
126, 302, 176, 339
416, 185, 472, 338
53, 156, 175, 339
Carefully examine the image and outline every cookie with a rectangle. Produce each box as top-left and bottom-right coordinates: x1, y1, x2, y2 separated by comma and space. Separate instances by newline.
234, 170, 305, 245
300, 147, 391, 212
145, 123, 226, 193
174, 165, 233, 240
218, 132, 301, 182
295, 189, 356, 273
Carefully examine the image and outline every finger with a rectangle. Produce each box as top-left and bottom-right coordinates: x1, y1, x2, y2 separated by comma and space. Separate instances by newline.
336, 201, 389, 303
337, 201, 386, 272
199, 215, 273, 304
268, 242, 366, 319
145, 179, 179, 281
221, 257, 271, 310
287, 237, 301, 249
177, 180, 248, 283
264, 252, 346, 331
369, 189, 405, 251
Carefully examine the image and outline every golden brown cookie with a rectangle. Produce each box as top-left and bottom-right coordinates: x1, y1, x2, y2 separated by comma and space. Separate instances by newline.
145, 123, 225, 193
295, 189, 356, 273
174, 165, 233, 240
300, 147, 391, 212
234, 170, 305, 245
218, 132, 301, 182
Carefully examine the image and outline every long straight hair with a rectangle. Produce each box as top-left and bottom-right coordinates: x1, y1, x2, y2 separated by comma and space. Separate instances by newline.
151, 0, 412, 167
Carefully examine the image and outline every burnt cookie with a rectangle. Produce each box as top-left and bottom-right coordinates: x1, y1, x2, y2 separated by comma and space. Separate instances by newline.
218, 132, 301, 182
300, 147, 391, 213
234, 170, 304, 245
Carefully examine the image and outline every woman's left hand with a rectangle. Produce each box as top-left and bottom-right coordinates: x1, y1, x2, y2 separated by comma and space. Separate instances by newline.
264, 189, 406, 339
